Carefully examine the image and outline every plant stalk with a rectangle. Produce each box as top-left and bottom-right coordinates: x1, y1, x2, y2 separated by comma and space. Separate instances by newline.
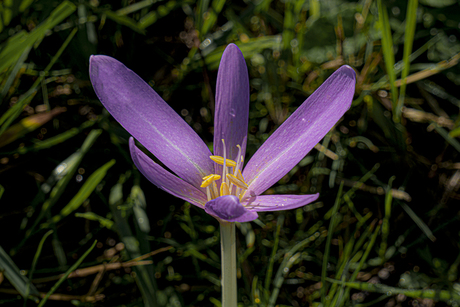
220, 221, 237, 307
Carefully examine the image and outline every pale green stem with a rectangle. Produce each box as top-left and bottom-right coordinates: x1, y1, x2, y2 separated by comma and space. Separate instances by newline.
220, 221, 237, 307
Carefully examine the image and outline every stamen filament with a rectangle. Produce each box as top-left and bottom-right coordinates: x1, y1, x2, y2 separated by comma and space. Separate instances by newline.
211, 181, 219, 199
206, 186, 212, 201
222, 139, 227, 185
233, 145, 242, 176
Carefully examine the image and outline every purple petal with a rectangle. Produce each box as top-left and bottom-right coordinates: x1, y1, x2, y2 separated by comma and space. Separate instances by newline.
243, 194, 319, 212
90, 55, 212, 188
205, 195, 258, 222
129, 138, 208, 208
213, 44, 249, 165
243, 66, 356, 196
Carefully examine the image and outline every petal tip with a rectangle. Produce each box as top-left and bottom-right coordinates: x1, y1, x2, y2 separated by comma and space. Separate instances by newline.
223, 43, 244, 58
337, 65, 356, 81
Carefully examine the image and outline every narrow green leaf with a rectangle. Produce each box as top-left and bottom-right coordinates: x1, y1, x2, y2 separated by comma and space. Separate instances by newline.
131, 185, 150, 233
399, 201, 436, 242
268, 227, 321, 306
13, 130, 102, 256
434, 124, 460, 153
395, 0, 418, 121
25, 230, 53, 303
377, 0, 398, 121
379, 176, 395, 260
0, 27, 78, 137
42, 159, 116, 228
264, 215, 284, 303
4, 120, 96, 155
116, 0, 156, 15
0, 246, 39, 302
103, 10, 146, 34
204, 35, 282, 70
327, 279, 460, 303
109, 177, 158, 307
75, 212, 114, 229
336, 223, 381, 306
321, 182, 344, 306
282, 0, 295, 50
0, 1, 76, 73
19, 0, 35, 12
0, 107, 66, 148
37, 240, 97, 307
200, 0, 225, 36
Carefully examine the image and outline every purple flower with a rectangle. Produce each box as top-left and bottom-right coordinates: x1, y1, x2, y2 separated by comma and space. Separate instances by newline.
89, 44, 355, 223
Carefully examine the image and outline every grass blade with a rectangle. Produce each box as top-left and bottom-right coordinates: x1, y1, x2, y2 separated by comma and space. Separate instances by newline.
37, 240, 97, 307
379, 176, 395, 260
395, 0, 418, 121
41, 159, 116, 228
0, 1, 76, 73
377, 0, 398, 121
0, 246, 40, 302
0, 27, 78, 136
24, 230, 53, 304
263, 215, 284, 303
321, 182, 344, 306
327, 280, 460, 303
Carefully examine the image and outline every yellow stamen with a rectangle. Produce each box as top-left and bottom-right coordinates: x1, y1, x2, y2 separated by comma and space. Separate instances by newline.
209, 156, 236, 167
226, 173, 248, 189
220, 181, 230, 196
202, 174, 214, 180
236, 169, 245, 182
200, 174, 221, 188
202, 140, 250, 204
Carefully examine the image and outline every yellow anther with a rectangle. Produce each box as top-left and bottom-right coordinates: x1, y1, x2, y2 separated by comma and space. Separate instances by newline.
200, 174, 221, 188
236, 169, 245, 182
220, 181, 230, 196
209, 156, 236, 167
202, 174, 214, 180
226, 173, 248, 189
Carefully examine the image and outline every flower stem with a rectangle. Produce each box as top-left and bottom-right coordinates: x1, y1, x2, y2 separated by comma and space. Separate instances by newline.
220, 221, 237, 307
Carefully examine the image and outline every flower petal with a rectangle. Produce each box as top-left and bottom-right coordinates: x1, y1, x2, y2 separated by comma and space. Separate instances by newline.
90, 55, 212, 188
243, 66, 355, 196
243, 194, 319, 212
129, 138, 208, 207
205, 195, 258, 222
213, 44, 249, 164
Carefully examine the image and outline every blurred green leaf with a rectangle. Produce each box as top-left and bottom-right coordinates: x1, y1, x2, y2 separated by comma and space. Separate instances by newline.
37, 240, 97, 307
0, 107, 65, 148
0, 245, 39, 302
42, 159, 116, 228
419, 0, 456, 7
396, 0, 418, 121
328, 279, 460, 303
377, 0, 398, 122
75, 212, 114, 229
109, 178, 158, 307
0, 1, 76, 73
102, 10, 146, 34
0, 27, 78, 138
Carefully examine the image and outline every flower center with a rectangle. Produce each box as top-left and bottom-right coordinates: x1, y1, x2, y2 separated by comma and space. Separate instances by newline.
200, 139, 249, 202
